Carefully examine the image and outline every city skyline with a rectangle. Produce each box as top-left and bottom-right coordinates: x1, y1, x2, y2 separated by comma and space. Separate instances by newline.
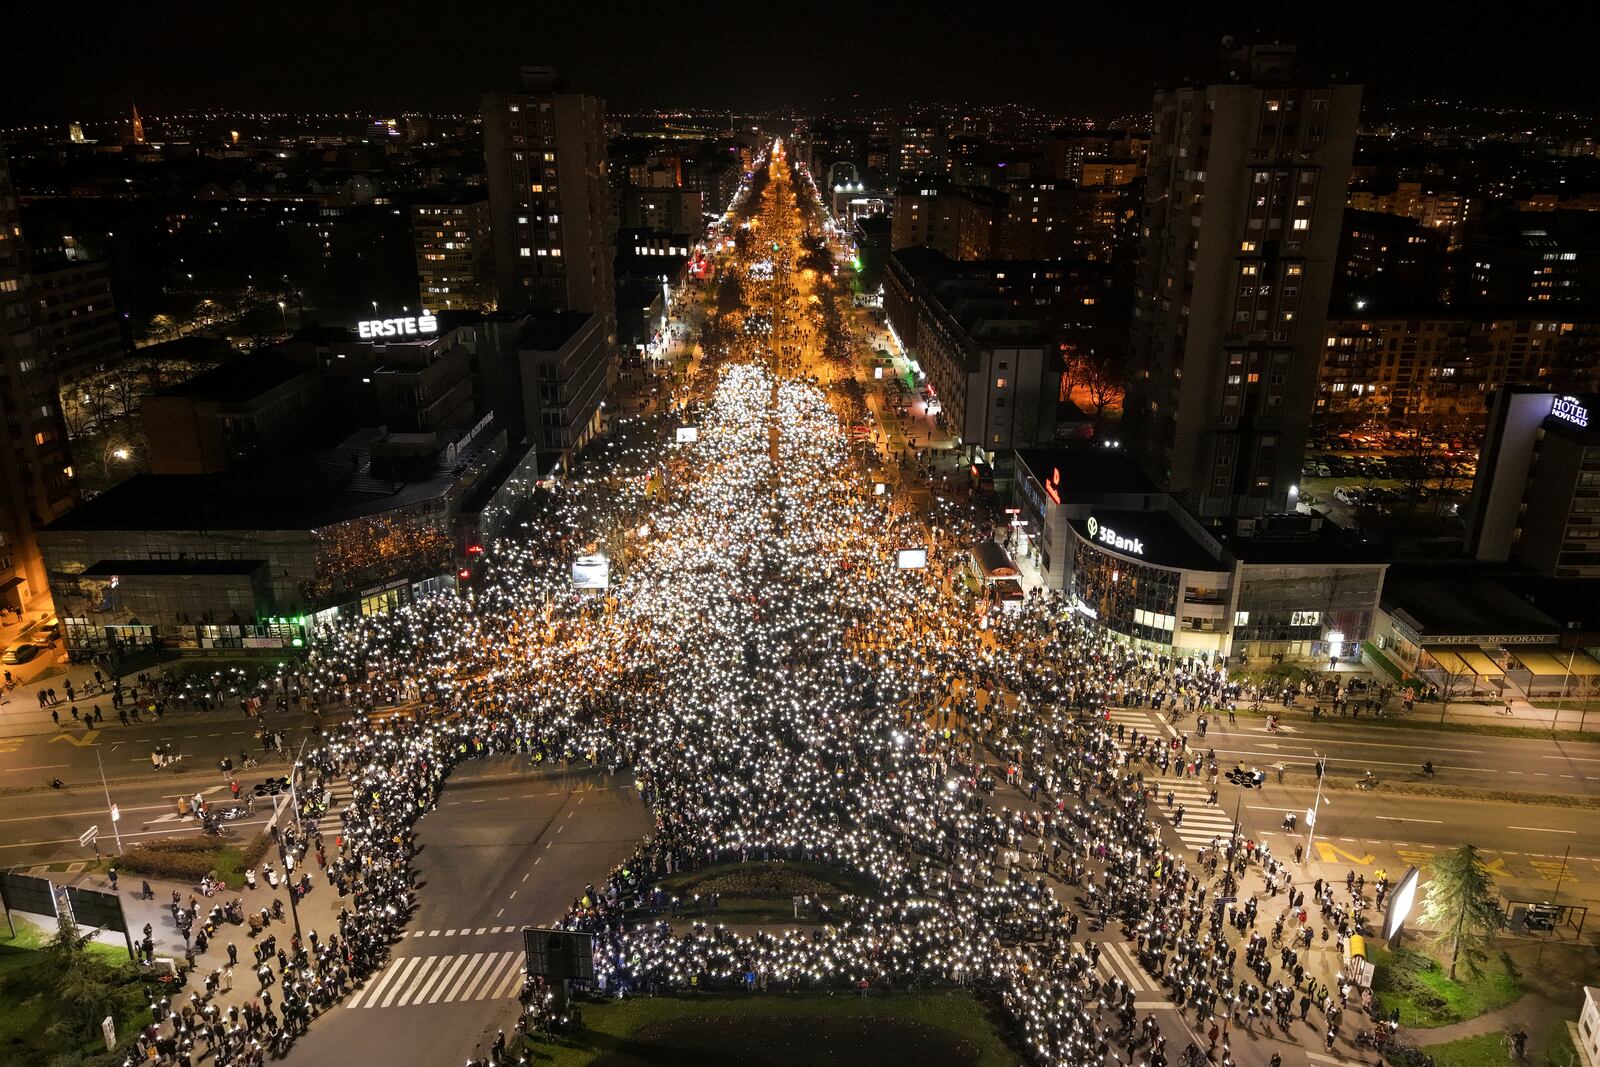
3, 7, 1596, 119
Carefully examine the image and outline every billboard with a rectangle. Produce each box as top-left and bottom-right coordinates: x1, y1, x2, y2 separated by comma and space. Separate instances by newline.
896, 548, 928, 570
1383, 866, 1421, 940
676, 427, 700, 444
523, 927, 595, 981
572, 554, 610, 590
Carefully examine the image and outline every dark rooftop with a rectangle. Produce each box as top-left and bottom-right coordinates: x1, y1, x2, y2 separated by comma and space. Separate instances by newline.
82, 559, 265, 577
156, 353, 308, 404
519, 311, 593, 352
1381, 566, 1560, 639
1014, 447, 1159, 498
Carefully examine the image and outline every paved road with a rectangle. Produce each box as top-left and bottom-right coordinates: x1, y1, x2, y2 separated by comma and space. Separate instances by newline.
1184, 712, 1600, 795
280, 758, 649, 1067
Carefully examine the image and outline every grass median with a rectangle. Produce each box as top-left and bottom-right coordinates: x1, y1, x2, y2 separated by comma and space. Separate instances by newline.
650, 860, 875, 924
116, 831, 273, 890
1372, 946, 1524, 1028
0, 915, 154, 1066
522, 989, 1019, 1066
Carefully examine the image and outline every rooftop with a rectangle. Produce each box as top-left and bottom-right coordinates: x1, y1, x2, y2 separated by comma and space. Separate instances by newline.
1014, 447, 1159, 498
1381, 565, 1561, 640
45, 428, 492, 534
156, 353, 308, 404
519, 310, 593, 352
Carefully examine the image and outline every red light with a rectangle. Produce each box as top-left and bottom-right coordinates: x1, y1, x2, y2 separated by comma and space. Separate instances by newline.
466, 544, 483, 555
457, 568, 472, 580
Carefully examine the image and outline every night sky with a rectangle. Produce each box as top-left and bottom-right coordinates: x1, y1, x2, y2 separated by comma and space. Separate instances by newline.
3, 4, 1592, 120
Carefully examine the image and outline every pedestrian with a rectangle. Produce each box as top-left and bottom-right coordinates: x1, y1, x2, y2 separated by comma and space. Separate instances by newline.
107, 868, 118, 891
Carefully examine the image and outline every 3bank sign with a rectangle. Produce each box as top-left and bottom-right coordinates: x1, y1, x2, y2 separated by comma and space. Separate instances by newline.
1086, 515, 1144, 556
358, 313, 438, 340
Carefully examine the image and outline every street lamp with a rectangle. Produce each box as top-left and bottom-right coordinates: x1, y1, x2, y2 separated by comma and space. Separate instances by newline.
277, 300, 287, 330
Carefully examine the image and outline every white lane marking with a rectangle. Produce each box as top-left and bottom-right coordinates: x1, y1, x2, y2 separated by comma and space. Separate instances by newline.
1507, 826, 1577, 834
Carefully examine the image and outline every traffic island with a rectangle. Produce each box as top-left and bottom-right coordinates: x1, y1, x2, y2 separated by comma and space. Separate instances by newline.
116, 831, 273, 890
521, 989, 1018, 1067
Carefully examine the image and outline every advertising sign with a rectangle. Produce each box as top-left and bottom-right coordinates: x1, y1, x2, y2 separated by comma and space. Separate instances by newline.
357, 313, 438, 340
676, 427, 700, 444
896, 548, 928, 570
571, 554, 610, 591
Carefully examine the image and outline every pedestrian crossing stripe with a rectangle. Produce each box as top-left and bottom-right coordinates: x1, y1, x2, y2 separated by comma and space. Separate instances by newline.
343, 950, 524, 1009
1094, 939, 1157, 995
410, 927, 522, 937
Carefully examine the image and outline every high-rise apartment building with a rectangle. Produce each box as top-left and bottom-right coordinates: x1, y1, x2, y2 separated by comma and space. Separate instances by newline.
482, 67, 615, 343
0, 148, 76, 611
411, 191, 496, 313
1129, 43, 1361, 518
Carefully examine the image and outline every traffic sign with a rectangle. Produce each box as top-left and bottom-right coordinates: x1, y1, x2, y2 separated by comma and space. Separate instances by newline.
110, 805, 120, 823
78, 826, 99, 848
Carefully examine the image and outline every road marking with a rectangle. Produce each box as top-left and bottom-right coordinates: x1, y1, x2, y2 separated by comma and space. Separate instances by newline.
496, 909, 504, 919
508, 890, 517, 900
428, 930, 440, 937
1375, 817, 1443, 824
378, 956, 427, 1007
1507, 826, 1577, 834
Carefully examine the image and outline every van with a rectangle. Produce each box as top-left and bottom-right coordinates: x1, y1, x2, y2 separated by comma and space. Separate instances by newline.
2, 642, 43, 665
40, 615, 61, 639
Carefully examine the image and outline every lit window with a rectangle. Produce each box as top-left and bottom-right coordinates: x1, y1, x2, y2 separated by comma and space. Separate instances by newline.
995, 378, 1007, 389
519, 247, 532, 257
1292, 218, 1309, 231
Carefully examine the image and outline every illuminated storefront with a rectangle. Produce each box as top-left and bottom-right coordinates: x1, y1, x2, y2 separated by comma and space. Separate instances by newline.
1013, 447, 1387, 661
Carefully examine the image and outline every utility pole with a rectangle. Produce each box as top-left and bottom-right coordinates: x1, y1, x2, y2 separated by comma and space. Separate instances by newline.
95, 751, 123, 855
1537, 845, 1571, 964
1303, 754, 1327, 863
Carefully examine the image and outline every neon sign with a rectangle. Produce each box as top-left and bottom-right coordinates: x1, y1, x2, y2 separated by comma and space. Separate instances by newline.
358, 313, 438, 340
1087, 516, 1144, 556
1551, 395, 1589, 428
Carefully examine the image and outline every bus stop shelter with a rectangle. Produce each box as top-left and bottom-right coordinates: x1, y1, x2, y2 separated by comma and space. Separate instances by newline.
1499, 883, 1586, 939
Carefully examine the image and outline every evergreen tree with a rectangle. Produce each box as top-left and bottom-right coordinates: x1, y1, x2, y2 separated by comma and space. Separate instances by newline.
1421, 844, 1502, 979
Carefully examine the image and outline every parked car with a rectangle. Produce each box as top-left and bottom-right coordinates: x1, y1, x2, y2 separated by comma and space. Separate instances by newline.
2, 642, 43, 664
1333, 486, 1362, 505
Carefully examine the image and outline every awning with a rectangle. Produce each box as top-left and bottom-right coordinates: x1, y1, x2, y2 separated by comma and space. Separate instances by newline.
1508, 650, 1600, 676
1456, 649, 1503, 677
1423, 647, 1471, 674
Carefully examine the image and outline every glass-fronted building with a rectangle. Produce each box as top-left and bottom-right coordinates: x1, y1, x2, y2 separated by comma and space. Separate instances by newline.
1013, 447, 1386, 662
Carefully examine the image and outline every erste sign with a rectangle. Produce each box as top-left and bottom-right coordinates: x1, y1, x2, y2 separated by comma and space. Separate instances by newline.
358, 313, 438, 340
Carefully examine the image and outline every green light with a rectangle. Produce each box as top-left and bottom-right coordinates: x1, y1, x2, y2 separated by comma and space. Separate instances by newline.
291, 637, 304, 647
852, 257, 862, 272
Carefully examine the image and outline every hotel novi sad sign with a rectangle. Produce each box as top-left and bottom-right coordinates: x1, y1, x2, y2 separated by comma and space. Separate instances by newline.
1552, 395, 1590, 428
358, 313, 438, 340
1086, 516, 1144, 556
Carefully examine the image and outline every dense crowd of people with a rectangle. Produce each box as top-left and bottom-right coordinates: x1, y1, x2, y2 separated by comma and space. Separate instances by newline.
129, 144, 1382, 1067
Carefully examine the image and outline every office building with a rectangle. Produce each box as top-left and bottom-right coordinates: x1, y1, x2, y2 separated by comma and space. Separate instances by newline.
482, 67, 616, 344
1466, 389, 1600, 577
1011, 447, 1384, 662
0, 147, 76, 612
884, 250, 1077, 470
1129, 42, 1362, 518
411, 191, 496, 314
516, 311, 611, 454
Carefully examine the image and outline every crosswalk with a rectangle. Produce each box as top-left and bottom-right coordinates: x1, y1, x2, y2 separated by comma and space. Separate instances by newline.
343, 950, 525, 1010
1149, 777, 1236, 854
409, 927, 524, 938
1104, 708, 1235, 854
1092, 938, 1168, 1009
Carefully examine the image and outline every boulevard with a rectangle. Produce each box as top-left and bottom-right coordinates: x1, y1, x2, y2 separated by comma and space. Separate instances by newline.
4, 140, 1597, 1067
